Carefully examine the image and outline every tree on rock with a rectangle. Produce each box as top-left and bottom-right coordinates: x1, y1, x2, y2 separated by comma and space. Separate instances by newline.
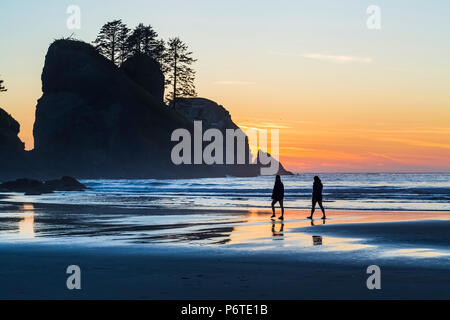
126, 24, 163, 59
93, 20, 130, 66
152, 39, 167, 65
0, 78, 6, 93
164, 37, 197, 106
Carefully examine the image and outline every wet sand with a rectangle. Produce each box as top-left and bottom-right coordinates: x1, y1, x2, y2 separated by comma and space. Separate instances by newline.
0, 197, 449, 299
1, 243, 449, 300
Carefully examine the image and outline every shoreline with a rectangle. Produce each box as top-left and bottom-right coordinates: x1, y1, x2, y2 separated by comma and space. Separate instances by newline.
2, 193, 450, 213
0, 196, 449, 299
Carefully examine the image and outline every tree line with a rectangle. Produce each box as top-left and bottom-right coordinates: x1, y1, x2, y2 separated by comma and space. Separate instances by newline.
93, 20, 196, 105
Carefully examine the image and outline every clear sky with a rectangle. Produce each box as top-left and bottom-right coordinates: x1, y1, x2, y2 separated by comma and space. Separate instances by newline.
1, 0, 449, 172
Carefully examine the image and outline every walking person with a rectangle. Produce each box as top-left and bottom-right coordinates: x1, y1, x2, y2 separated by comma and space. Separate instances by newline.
271, 175, 285, 220
307, 176, 326, 220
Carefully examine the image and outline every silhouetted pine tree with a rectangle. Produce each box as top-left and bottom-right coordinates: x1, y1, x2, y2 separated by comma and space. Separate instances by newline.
126, 24, 161, 58
163, 37, 197, 106
152, 39, 166, 66
93, 20, 130, 66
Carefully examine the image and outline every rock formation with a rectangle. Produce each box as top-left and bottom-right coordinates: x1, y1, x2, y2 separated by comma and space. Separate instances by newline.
32, 39, 195, 178
172, 97, 239, 131
256, 150, 293, 176
172, 98, 292, 176
0, 108, 28, 180
0, 176, 86, 195
2, 39, 293, 180
120, 54, 165, 103
0, 108, 24, 154
171, 98, 260, 177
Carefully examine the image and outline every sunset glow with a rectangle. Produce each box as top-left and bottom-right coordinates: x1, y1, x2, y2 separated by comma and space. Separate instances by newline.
1, 0, 449, 172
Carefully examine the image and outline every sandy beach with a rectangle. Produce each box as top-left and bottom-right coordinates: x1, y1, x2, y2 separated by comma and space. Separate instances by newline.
0, 196, 449, 300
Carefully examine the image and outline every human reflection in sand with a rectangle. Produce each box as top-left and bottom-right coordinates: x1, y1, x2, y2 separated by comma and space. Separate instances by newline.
312, 235, 323, 246
310, 218, 325, 245
271, 221, 284, 240
310, 219, 326, 226
18, 204, 35, 239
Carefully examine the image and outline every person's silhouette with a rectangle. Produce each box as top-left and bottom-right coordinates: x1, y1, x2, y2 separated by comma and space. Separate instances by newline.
307, 176, 326, 220
271, 175, 285, 220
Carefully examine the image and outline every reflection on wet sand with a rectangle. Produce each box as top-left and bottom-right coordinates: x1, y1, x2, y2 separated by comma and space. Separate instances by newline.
18, 204, 35, 239
0, 200, 449, 259
310, 219, 324, 245
227, 211, 373, 251
383, 248, 450, 258
312, 236, 322, 246
310, 219, 326, 226
271, 221, 284, 240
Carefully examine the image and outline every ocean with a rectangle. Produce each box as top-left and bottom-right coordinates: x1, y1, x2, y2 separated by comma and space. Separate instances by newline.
11, 173, 450, 211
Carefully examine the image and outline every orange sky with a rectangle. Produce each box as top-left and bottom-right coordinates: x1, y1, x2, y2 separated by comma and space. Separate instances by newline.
1, 1, 449, 173
2, 46, 450, 173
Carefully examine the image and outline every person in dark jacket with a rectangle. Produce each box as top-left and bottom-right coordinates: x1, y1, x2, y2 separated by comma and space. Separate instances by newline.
307, 176, 326, 220
271, 175, 285, 220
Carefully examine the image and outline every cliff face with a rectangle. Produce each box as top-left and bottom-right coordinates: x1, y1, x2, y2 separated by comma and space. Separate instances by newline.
172, 98, 239, 131
171, 98, 292, 176
172, 98, 260, 177
120, 54, 165, 103
0, 108, 24, 154
33, 40, 193, 178
173, 98, 292, 176
0, 108, 28, 180
256, 150, 293, 176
